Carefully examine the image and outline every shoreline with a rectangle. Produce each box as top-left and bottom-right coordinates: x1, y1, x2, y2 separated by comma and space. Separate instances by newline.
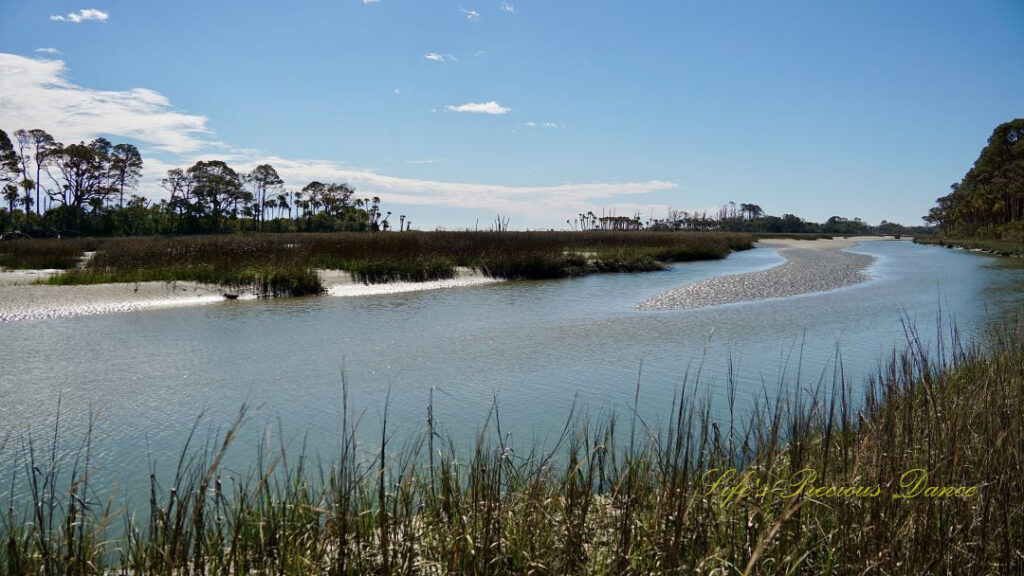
638, 237, 883, 311
0, 267, 500, 322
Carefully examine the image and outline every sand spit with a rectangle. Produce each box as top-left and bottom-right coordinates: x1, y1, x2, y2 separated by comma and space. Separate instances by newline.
0, 279, 229, 322
638, 237, 881, 311
0, 267, 502, 322
324, 267, 501, 297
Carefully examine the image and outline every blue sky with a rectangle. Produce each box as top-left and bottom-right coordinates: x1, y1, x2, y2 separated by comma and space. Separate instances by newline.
1, 1, 1022, 229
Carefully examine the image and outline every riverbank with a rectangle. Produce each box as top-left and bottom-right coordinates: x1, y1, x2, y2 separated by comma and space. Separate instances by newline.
913, 236, 1024, 257
638, 236, 881, 310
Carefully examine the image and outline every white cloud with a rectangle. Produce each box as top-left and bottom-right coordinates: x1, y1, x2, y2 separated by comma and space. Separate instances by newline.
500, 2, 515, 13
232, 155, 677, 219
0, 53, 210, 154
544, 122, 558, 128
460, 7, 481, 21
133, 152, 678, 227
363, 0, 381, 3
0, 52, 678, 228
50, 9, 109, 23
34, 47, 61, 55
446, 101, 511, 115
424, 52, 457, 63
524, 121, 536, 128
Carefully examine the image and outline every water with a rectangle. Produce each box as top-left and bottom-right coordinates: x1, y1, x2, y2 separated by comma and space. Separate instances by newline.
1, 240, 1022, 499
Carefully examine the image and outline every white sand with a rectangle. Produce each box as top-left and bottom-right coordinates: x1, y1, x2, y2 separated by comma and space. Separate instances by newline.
0, 277, 229, 322
638, 237, 886, 311
0, 267, 501, 322
323, 267, 501, 297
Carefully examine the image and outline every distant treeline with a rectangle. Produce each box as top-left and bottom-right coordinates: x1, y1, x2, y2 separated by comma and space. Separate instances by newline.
0, 127, 405, 237
925, 118, 1024, 240
572, 203, 933, 236
2, 125, 933, 240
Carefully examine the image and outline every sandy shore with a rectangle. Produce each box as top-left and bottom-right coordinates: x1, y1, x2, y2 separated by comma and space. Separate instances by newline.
637, 237, 881, 311
0, 267, 500, 322
0, 276, 230, 322
323, 268, 501, 297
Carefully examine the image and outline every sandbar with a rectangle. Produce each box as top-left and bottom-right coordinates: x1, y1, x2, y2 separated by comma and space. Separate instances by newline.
0, 267, 500, 322
637, 237, 882, 311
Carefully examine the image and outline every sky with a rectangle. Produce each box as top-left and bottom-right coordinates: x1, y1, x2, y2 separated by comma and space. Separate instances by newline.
1, 0, 1022, 230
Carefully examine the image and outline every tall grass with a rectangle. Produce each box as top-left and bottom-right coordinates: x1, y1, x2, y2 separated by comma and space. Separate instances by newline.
1, 317, 1021, 574
0, 238, 98, 270
27, 231, 752, 295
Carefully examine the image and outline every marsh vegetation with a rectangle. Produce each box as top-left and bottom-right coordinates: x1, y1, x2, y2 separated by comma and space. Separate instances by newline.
2, 231, 754, 296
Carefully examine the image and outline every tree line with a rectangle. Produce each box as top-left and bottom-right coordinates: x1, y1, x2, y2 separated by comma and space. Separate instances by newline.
924, 118, 1024, 240
571, 203, 926, 236
0, 127, 409, 237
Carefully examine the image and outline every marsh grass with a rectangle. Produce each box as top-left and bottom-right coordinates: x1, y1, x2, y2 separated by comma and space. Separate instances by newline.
1, 316, 1021, 575
915, 236, 1024, 257
25, 231, 751, 295
0, 239, 97, 270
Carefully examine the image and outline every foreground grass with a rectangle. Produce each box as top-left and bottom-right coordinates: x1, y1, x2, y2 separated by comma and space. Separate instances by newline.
16, 231, 752, 295
915, 236, 1024, 257
1, 317, 1021, 575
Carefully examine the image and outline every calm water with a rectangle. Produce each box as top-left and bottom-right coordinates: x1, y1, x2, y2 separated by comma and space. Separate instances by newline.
1, 240, 1022, 497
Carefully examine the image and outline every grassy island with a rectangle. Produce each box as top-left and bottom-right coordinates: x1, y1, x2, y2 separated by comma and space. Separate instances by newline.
0, 231, 754, 296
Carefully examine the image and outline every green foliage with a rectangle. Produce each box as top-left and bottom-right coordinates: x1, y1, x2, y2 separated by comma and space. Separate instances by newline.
926, 118, 1024, 239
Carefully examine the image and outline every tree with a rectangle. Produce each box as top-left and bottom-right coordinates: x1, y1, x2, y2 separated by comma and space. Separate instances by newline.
109, 143, 143, 209
25, 129, 57, 214
739, 203, 763, 220
3, 184, 18, 214
188, 160, 243, 232
926, 118, 1024, 237
302, 181, 327, 215
0, 130, 21, 214
0, 129, 20, 186
248, 164, 284, 230
47, 140, 113, 221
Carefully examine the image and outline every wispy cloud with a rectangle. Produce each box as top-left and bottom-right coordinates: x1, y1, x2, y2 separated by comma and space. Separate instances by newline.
34, 47, 61, 55
405, 159, 445, 165
446, 101, 510, 115
524, 121, 536, 128
460, 7, 481, 21
0, 53, 210, 154
424, 52, 457, 63
238, 156, 677, 219
543, 122, 558, 128
500, 2, 515, 13
363, 0, 381, 4
50, 9, 108, 23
